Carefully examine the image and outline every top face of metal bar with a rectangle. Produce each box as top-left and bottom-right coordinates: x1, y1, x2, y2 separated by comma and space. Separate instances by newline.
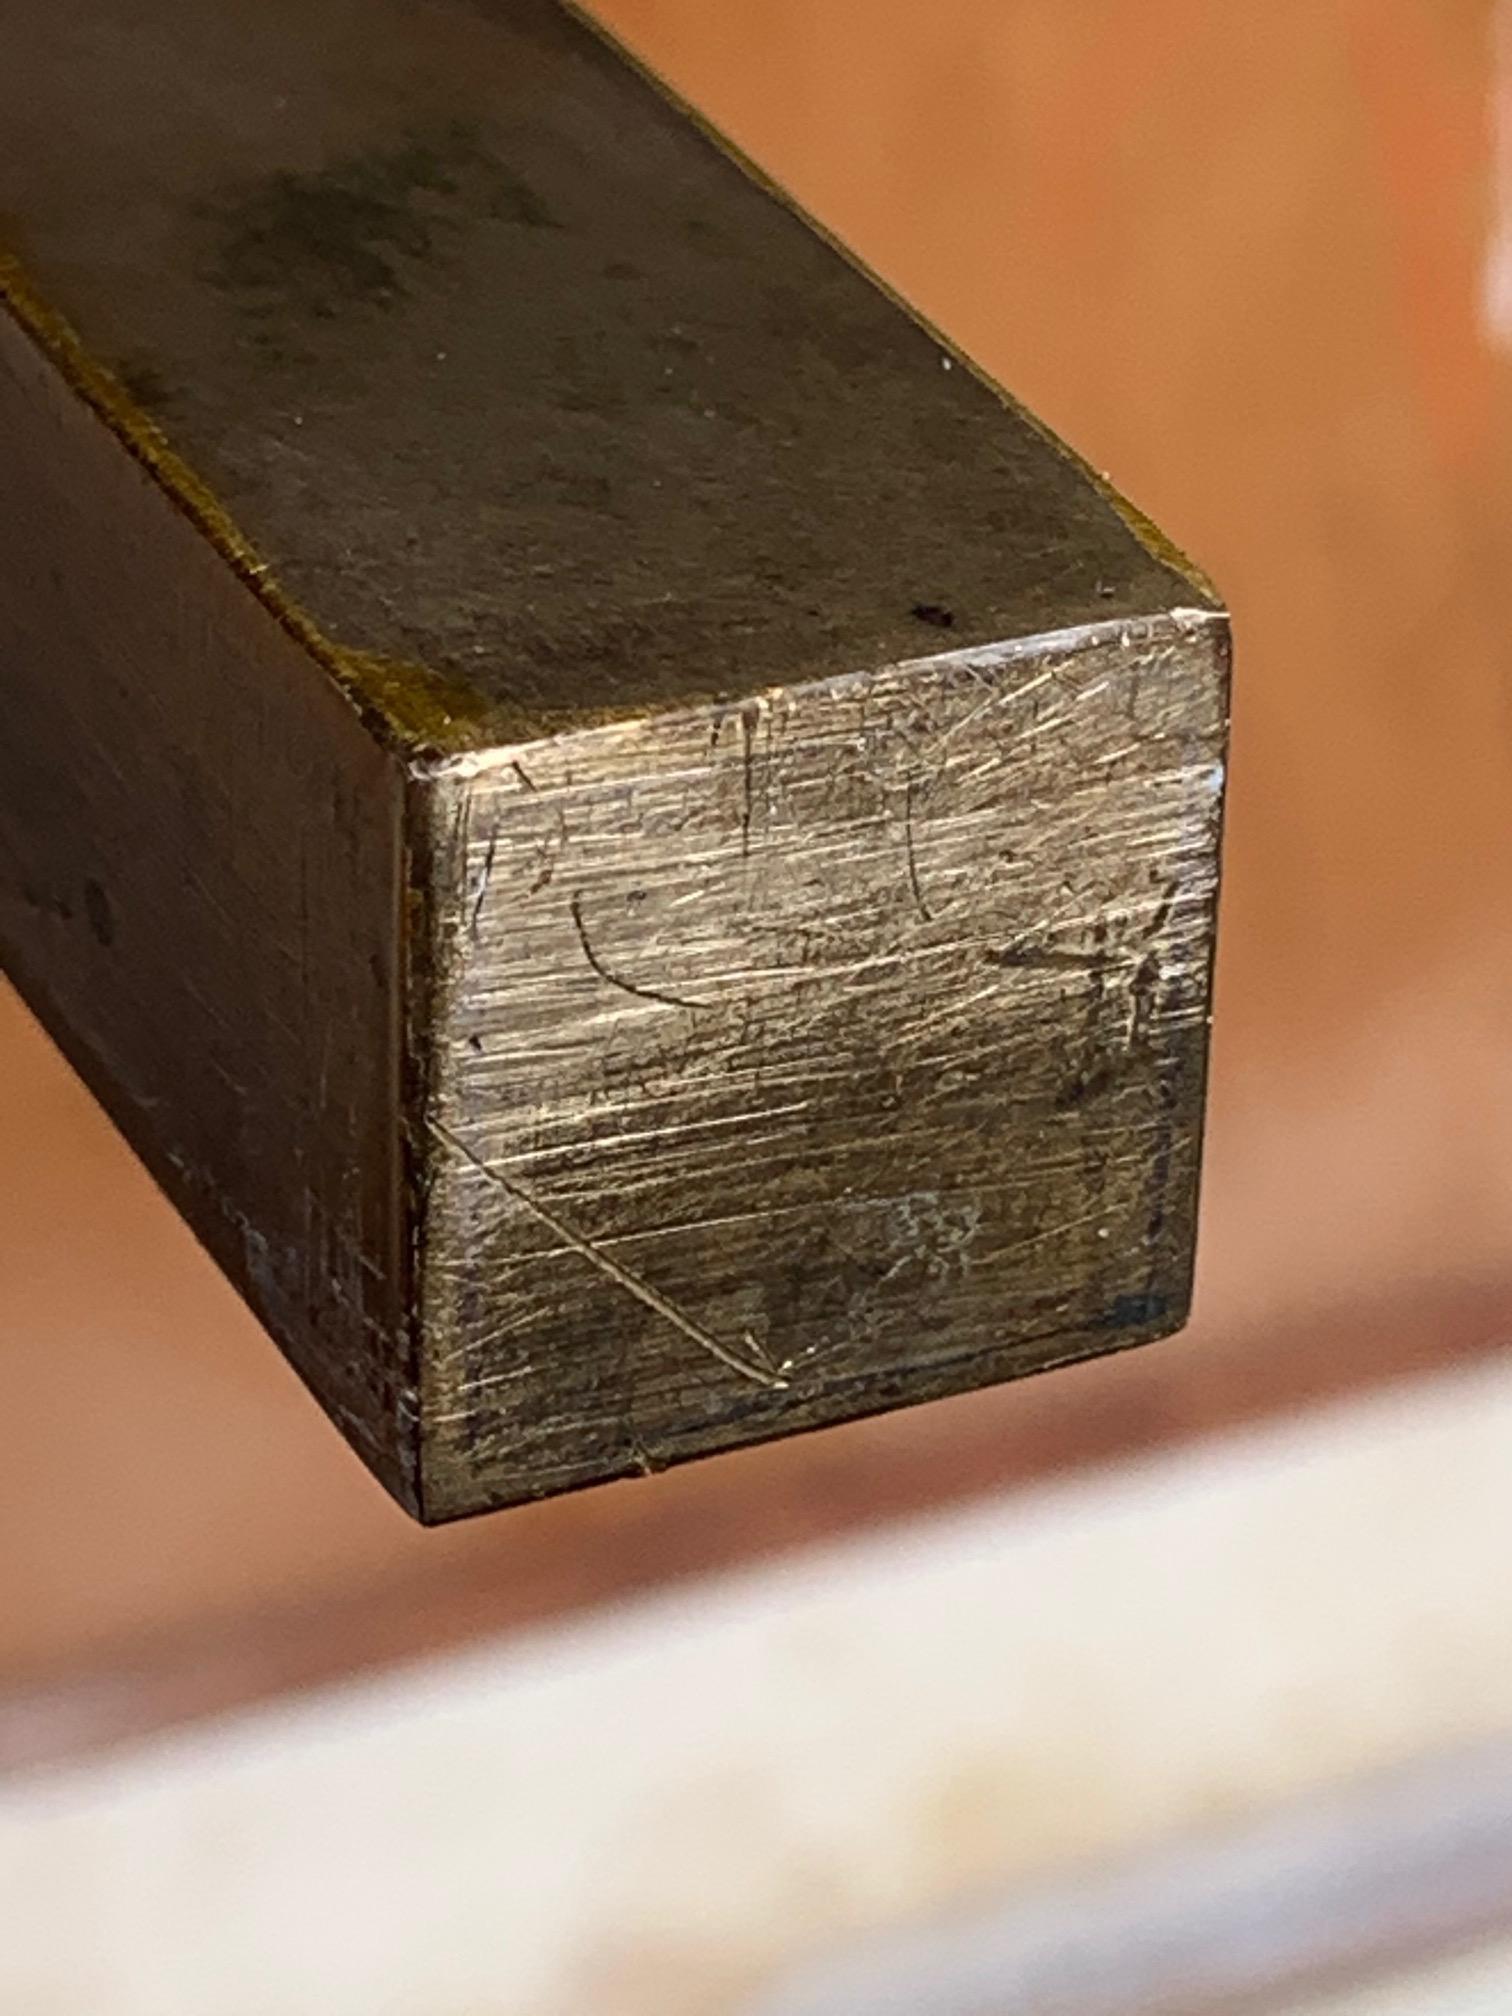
1, 0, 1209, 751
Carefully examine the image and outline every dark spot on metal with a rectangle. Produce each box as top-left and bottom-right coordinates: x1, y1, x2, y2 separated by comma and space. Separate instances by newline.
1055, 1062, 1115, 1111
983, 941, 1105, 972
83, 877, 115, 948
911, 602, 956, 629
204, 121, 560, 325
20, 881, 73, 924
1100, 1291, 1172, 1329
115, 354, 175, 411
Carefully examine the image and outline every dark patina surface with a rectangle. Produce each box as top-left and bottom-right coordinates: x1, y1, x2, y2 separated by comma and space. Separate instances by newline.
1, 0, 1195, 740
0, 0, 1227, 1518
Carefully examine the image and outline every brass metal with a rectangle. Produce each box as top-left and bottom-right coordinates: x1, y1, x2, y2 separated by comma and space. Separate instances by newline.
0, 0, 1228, 1519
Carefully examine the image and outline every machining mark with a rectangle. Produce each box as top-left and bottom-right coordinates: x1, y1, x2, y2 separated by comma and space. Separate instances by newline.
430, 1119, 791, 1390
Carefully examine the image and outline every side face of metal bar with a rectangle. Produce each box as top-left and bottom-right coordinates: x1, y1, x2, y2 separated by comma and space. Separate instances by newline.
0, 309, 418, 1505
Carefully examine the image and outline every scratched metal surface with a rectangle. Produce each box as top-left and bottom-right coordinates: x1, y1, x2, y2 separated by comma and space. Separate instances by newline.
1, 0, 1200, 744
418, 613, 1226, 1514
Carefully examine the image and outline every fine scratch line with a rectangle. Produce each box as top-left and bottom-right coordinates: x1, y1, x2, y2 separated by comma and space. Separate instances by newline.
430, 1120, 791, 1390
468, 832, 497, 939
903, 780, 934, 922
740, 702, 758, 858
570, 890, 712, 1012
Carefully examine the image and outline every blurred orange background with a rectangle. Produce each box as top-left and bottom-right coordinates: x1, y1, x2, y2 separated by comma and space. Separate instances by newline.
4, 0, 1512, 1762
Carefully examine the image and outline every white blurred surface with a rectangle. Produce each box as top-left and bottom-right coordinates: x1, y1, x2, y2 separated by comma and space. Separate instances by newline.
1285, 1943, 1512, 2016
5, 1355, 1512, 2016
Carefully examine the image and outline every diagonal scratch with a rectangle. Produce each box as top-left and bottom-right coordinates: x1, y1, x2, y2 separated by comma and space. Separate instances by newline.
429, 1119, 791, 1390
468, 831, 497, 939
